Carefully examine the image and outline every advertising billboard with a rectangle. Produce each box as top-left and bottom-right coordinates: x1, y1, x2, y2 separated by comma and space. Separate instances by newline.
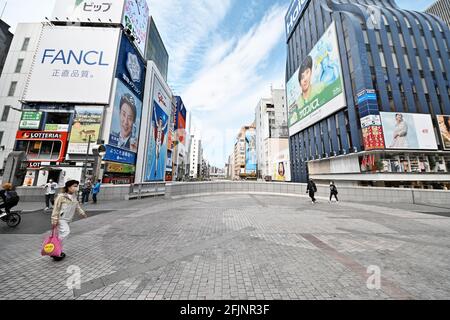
245, 129, 257, 174
175, 97, 187, 145
19, 111, 42, 130
105, 161, 135, 174
360, 115, 385, 151
286, 21, 346, 136
123, 0, 149, 56
108, 80, 142, 154
68, 106, 104, 154
437, 115, 450, 150
23, 26, 120, 104
380, 112, 438, 150
116, 34, 146, 99
145, 77, 170, 182
51, 0, 125, 24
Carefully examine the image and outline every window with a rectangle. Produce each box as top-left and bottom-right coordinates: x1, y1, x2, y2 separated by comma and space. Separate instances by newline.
45, 112, 71, 125
15, 59, 24, 73
1, 106, 10, 121
8, 82, 17, 96
0, 131, 3, 145
21, 37, 30, 51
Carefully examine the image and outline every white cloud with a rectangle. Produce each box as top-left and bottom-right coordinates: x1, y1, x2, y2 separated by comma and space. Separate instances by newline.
148, 0, 232, 90
180, 4, 288, 167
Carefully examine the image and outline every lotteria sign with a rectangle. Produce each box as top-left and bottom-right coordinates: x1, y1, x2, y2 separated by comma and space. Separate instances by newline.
285, 0, 311, 39
23, 26, 120, 104
16, 131, 67, 140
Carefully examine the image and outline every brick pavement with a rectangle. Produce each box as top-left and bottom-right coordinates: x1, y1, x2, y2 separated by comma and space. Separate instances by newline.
0, 194, 449, 300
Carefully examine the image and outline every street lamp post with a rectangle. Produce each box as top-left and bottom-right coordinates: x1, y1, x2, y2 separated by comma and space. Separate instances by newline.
81, 134, 93, 186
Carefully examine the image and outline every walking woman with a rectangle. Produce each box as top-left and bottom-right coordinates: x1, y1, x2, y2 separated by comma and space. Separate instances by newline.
50, 180, 87, 261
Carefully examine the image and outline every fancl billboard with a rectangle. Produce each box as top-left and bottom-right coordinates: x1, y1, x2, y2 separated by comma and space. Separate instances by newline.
22, 26, 120, 104
51, 0, 126, 24
285, 0, 311, 40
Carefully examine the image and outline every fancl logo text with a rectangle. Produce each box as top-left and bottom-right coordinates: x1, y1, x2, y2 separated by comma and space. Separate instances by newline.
285, 0, 311, 39
41, 49, 109, 66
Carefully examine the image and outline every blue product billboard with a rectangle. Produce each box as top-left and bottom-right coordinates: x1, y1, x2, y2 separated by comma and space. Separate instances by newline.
104, 145, 137, 165
116, 34, 146, 99
108, 80, 142, 154
245, 129, 257, 174
145, 101, 169, 181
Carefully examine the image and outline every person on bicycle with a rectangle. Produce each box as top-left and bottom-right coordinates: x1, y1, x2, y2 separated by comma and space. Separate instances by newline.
0, 183, 20, 218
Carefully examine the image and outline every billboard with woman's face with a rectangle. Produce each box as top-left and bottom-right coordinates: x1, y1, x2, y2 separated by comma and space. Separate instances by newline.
286, 21, 346, 136
437, 115, 450, 150
245, 129, 257, 174
108, 80, 143, 154
380, 112, 438, 150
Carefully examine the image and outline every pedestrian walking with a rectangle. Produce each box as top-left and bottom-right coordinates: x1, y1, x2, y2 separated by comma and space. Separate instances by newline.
329, 181, 339, 203
306, 178, 318, 204
50, 180, 87, 262
92, 180, 101, 204
43, 179, 58, 210
81, 178, 92, 205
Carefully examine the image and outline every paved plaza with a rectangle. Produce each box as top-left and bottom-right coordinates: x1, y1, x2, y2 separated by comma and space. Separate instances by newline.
1, 193, 450, 300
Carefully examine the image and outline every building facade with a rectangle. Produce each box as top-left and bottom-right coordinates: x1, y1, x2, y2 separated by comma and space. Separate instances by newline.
286, 0, 450, 188
426, 0, 450, 26
255, 88, 290, 181
0, 19, 13, 76
189, 134, 202, 179
0, 23, 43, 177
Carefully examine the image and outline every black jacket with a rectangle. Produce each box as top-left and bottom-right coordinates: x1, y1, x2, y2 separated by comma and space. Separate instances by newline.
307, 181, 317, 193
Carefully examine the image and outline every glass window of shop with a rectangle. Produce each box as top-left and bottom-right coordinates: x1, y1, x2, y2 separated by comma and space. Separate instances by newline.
361, 154, 449, 173
15, 140, 62, 161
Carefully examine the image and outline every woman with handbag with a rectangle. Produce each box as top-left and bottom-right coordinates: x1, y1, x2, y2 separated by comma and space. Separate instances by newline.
50, 180, 87, 261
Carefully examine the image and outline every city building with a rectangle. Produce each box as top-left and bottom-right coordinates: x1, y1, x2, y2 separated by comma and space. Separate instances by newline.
1, 0, 176, 187
255, 87, 290, 181
189, 133, 202, 179
285, 0, 450, 189
0, 19, 13, 76
0, 23, 43, 177
426, 0, 450, 26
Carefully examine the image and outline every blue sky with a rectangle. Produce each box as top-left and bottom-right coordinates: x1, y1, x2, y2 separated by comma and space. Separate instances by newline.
0, 0, 437, 167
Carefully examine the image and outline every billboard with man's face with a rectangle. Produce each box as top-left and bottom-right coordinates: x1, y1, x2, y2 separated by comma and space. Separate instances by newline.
286, 21, 346, 136
108, 80, 142, 154
380, 112, 438, 150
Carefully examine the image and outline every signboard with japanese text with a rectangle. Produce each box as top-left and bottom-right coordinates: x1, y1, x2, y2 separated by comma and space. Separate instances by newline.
103, 144, 137, 165
51, 0, 126, 24
68, 106, 104, 154
23, 26, 120, 104
19, 111, 42, 130
105, 161, 135, 174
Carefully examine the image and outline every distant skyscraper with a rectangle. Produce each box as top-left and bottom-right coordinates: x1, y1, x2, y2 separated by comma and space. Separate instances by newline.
426, 0, 450, 26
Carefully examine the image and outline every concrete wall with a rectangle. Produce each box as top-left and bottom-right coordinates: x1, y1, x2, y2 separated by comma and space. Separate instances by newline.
15, 182, 450, 206
165, 181, 450, 206
16, 185, 131, 202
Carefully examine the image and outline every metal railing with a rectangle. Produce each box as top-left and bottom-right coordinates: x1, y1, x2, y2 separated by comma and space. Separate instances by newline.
129, 182, 166, 199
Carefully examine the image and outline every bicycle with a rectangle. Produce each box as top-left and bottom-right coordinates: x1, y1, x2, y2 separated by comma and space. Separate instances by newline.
0, 210, 22, 228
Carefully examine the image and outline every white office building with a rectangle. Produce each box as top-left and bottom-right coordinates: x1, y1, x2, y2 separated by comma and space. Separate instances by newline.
255, 88, 290, 181
0, 23, 43, 176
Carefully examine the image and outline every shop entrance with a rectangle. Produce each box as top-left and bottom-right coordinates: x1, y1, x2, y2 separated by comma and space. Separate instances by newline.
47, 169, 62, 184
